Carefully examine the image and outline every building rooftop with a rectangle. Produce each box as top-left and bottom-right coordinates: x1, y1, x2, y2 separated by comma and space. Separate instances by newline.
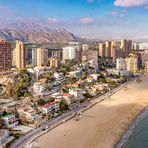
63, 93, 74, 97
42, 101, 60, 109
0, 129, 8, 137
2, 114, 14, 118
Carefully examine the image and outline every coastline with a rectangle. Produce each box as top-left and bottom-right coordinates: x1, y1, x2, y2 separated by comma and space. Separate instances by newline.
116, 107, 148, 148
35, 75, 148, 148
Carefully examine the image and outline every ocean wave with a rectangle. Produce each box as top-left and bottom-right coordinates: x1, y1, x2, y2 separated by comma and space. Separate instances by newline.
116, 108, 148, 148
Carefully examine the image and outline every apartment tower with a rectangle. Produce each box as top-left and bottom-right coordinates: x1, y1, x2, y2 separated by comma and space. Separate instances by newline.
15, 41, 26, 69
0, 40, 12, 71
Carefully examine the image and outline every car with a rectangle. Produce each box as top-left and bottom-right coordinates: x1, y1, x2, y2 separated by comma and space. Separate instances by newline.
43, 126, 49, 131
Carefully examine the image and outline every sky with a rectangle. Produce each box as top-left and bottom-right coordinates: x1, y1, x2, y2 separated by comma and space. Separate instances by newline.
0, 0, 148, 40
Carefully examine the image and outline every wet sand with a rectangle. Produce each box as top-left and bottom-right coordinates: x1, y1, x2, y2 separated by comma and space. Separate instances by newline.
36, 75, 148, 148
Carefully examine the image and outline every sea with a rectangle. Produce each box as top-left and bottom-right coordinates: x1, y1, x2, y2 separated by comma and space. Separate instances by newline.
117, 108, 148, 148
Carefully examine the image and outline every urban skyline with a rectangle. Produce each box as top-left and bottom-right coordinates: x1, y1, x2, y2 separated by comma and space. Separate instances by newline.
1, 1, 148, 148
0, 0, 148, 40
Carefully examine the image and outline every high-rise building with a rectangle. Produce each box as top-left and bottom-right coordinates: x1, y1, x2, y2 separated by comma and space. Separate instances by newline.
26, 44, 37, 65
126, 54, 138, 72
51, 49, 62, 59
121, 39, 132, 57
32, 48, 37, 66
105, 41, 111, 58
49, 58, 60, 68
81, 50, 99, 69
116, 58, 126, 70
15, 41, 26, 69
132, 42, 140, 50
82, 44, 89, 51
99, 43, 106, 58
111, 41, 118, 63
62, 46, 81, 62
11, 42, 16, 67
36, 48, 48, 67
141, 49, 148, 67
0, 40, 12, 71
145, 61, 148, 72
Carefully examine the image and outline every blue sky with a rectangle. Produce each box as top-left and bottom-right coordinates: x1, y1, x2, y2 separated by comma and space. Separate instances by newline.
0, 0, 148, 40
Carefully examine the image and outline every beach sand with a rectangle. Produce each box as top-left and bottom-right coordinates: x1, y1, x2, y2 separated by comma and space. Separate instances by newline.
36, 75, 148, 148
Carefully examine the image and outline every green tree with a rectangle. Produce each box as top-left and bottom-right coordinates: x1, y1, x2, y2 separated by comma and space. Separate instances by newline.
60, 100, 69, 111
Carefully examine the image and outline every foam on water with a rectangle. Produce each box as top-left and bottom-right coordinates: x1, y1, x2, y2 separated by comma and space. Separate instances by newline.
116, 108, 148, 148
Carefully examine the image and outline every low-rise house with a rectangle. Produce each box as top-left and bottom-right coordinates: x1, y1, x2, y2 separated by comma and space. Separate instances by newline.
106, 69, 130, 76
33, 82, 47, 96
87, 88, 97, 96
87, 74, 99, 83
69, 69, 82, 79
2, 114, 18, 128
0, 129, 9, 145
54, 72, 66, 85
69, 88, 84, 101
51, 93, 63, 99
17, 105, 41, 123
66, 83, 80, 88
41, 100, 60, 114
62, 93, 76, 105
81, 62, 90, 70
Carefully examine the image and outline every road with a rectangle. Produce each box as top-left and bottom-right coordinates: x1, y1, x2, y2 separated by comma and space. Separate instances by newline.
9, 78, 135, 148
0, 86, 6, 96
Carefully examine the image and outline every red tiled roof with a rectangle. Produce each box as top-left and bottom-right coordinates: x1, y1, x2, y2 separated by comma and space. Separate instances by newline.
63, 93, 73, 97
42, 101, 60, 108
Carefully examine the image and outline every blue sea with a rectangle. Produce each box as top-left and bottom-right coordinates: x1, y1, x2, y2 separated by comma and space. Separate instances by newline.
117, 109, 148, 148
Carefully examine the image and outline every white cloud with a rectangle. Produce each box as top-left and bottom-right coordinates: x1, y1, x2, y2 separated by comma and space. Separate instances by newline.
114, 0, 148, 8
48, 18, 58, 24
80, 17, 95, 24
112, 9, 126, 17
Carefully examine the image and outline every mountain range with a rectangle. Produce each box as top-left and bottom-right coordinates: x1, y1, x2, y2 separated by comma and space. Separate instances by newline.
0, 20, 78, 44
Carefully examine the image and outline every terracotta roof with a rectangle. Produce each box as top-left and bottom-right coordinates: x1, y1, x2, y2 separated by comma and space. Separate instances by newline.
42, 101, 60, 108
63, 93, 73, 97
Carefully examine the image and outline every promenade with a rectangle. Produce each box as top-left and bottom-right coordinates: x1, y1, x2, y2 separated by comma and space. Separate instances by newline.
35, 75, 148, 148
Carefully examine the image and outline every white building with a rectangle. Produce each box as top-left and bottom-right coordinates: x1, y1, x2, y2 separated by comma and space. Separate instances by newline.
69, 88, 84, 101
106, 69, 130, 76
41, 101, 60, 114
32, 48, 37, 66
0, 130, 9, 145
33, 82, 47, 96
87, 74, 98, 83
54, 72, 66, 85
63, 93, 76, 105
82, 44, 89, 51
132, 42, 140, 50
2, 114, 18, 128
69, 69, 82, 78
116, 58, 126, 70
139, 43, 148, 50
62, 46, 81, 61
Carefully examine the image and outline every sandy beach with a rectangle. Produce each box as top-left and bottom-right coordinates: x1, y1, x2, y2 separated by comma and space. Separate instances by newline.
35, 75, 148, 148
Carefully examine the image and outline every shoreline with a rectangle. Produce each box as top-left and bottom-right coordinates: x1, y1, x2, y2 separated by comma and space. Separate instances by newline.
35, 75, 148, 148
115, 107, 148, 148
10, 78, 128, 148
